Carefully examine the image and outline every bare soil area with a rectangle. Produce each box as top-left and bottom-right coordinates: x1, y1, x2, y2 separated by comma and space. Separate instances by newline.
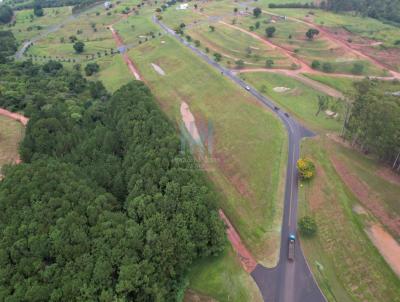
323, 26, 400, 73
218, 210, 257, 273
330, 156, 400, 239
367, 224, 400, 277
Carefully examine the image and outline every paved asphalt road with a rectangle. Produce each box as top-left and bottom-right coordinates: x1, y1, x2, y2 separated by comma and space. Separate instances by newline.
153, 16, 327, 302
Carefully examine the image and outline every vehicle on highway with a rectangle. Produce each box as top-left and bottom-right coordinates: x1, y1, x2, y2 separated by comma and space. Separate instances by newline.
274, 106, 280, 111
284, 112, 290, 117
245, 85, 251, 91
288, 234, 296, 261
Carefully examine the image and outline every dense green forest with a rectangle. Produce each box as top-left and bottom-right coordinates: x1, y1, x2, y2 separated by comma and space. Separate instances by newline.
323, 0, 400, 23
345, 79, 400, 164
0, 58, 225, 300
0, 31, 17, 62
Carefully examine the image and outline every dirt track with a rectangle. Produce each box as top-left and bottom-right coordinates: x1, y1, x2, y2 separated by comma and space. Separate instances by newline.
108, 25, 142, 80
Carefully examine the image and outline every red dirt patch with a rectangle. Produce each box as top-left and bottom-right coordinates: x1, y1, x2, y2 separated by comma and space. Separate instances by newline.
0, 108, 29, 126
330, 155, 400, 238
219, 209, 257, 273
367, 224, 400, 277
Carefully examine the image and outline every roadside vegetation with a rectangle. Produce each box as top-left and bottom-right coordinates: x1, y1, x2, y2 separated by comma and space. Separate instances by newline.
298, 137, 400, 302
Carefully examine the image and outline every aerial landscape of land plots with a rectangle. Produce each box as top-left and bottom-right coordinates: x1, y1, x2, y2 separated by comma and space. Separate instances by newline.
0, 0, 400, 301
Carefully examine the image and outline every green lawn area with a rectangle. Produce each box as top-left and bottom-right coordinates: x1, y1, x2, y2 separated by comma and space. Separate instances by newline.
240, 72, 343, 132
160, 6, 208, 30
303, 73, 400, 96
187, 246, 263, 302
298, 137, 400, 302
128, 34, 288, 267
0, 116, 24, 171
302, 73, 357, 94
93, 55, 133, 92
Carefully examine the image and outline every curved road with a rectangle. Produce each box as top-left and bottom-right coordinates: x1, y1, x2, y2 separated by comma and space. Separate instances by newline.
153, 16, 326, 302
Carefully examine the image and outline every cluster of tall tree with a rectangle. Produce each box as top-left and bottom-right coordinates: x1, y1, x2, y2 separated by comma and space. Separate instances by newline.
322, 0, 400, 23
0, 60, 225, 300
0, 4, 13, 24
0, 30, 17, 62
345, 79, 400, 165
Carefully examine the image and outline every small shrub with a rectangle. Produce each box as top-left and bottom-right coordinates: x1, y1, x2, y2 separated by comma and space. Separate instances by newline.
311, 60, 320, 69
298, 216, 317, 237
297, 158, 315, 180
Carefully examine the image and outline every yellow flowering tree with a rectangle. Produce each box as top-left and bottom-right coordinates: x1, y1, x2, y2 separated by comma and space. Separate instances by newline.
297, 158, 315, 180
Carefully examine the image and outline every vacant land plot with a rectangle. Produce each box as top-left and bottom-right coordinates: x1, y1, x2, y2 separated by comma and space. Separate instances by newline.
187, 247, 263, 302
269, 8, 400, 47
160, 7, 209, 30
186, 23, 292, 69
235, 14, 385, 76
298, 137, 400, 302
0, 116, 24, 171
128, 35, 287, 267
1, 6, 72, 42
26, 8, 116, 60
240, 72, 343, 132
113, 14, 160, 46
327, 137, 400, 240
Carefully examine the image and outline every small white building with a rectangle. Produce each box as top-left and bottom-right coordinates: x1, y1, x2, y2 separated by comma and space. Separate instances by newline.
104, 1, 112, 9
176, 3, 189, 10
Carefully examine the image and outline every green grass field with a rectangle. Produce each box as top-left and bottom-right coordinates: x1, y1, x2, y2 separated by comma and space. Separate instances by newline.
184, 22, 291, 69
0, 116, 24, 171
0, 6, 73, 42
302, 73, 357, 94
92, 54, 133, 92
160, 6, 208, 30
328, 139, 400, 236
113, 14, 160, 46
187, 246, 263, 302
235, 13, 385, 76
266, 7, 400, 47
240, 72, 343, 132
298, 137, 400, 302
127, 34, 288, 268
